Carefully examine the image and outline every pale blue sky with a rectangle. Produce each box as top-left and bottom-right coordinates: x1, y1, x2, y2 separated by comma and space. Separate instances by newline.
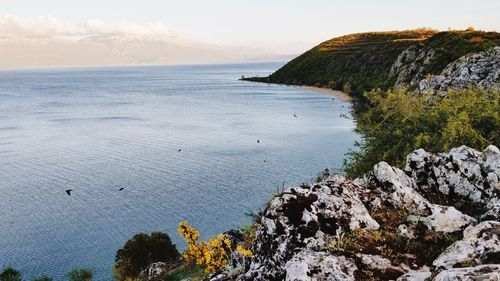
2, 0, 500, 53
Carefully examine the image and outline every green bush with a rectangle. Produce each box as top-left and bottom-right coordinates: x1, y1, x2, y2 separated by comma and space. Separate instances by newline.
66, 269, 92, 281
114, 232, 180, 281
0, 268, 21, 281
344, 87, 500, 178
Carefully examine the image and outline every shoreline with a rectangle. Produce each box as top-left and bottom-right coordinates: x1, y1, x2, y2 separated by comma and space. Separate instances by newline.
240, 78, 351, 102
301, 86, 351, 102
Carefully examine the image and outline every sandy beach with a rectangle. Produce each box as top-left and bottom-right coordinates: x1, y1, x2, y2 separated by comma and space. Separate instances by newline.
302, 86, 351, 102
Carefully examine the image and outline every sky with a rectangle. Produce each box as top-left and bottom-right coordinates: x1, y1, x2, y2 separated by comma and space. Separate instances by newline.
1, 0, 499, 67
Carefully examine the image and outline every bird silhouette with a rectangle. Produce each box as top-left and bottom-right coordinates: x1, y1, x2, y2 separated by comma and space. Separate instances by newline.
178, 149, 182, 152
257, 139, 260, 143
293, 113, 298, 118
65, 189, 72, 196
119, 188, 125, 191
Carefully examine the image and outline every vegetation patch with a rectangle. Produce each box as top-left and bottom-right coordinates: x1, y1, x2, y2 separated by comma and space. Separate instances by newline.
344, 88, 500, 178
114, 232, 180, 281
162, 265, 206, 281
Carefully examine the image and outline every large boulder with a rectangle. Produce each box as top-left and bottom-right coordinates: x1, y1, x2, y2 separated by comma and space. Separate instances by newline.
239, 176, 379, 280
367, 162, 475, 232
433, 221, 500, 269
405, 145, 500, 219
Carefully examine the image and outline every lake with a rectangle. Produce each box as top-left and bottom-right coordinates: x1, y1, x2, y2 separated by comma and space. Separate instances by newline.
0, 62, 359, 280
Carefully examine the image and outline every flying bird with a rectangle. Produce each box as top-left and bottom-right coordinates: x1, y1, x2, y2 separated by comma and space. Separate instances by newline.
178, 149, 182, 152
257, 139, 260, 143
65, 189, 72, 196
119, 188, 125, 191
293, 113, 298, 118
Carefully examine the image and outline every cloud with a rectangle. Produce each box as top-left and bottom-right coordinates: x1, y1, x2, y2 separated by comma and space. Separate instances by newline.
0, 15, 181, 40
0, 15, 286, 68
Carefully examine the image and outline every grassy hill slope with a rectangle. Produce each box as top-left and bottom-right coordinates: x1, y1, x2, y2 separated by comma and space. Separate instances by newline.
245, 29, 500, 96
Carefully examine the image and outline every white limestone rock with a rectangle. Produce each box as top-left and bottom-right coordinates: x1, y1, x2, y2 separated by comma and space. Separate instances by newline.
239, 176, 378, 280
433, 221, 500, 269
229, 146, 500, 281
396, 268, 432, 281
433, 265, 500, 281
419, 46, 500, 93
369, 162, 475, 232
357, 254, 409, 277
405, 145, 500, 220
284, 250, 357, 281
140, 262, 170, 281
390, 44, 438, 88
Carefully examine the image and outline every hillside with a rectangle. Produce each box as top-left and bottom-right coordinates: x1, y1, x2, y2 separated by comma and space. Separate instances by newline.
243, 29, 500, 96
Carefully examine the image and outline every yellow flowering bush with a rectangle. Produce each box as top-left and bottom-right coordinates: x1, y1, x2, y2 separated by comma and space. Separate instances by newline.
236, 245, 253, 257
178, 222, 232, 273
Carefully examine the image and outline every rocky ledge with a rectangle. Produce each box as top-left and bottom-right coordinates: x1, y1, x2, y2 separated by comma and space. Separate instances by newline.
207, 145, 500, 281
419, 47, 500, 93
390, 45, 500, 93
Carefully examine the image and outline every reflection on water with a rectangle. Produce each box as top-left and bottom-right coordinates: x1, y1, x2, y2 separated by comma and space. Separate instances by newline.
0, 62, 358, 280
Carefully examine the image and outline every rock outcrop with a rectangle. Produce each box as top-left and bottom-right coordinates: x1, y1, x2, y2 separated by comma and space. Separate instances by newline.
140, 262, 171, 281
432, 265, 500, 280
418, 46, 500, 93
389, 44, 439, 88
213, 145, 500, 280
405, 145, 500, 220
432, 220, 500, 269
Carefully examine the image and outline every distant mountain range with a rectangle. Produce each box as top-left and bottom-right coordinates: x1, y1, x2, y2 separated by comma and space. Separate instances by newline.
0, 15, 292, 68
0, 35, 292, 68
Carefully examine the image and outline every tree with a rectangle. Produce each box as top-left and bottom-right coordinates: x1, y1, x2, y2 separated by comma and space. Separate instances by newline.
66, 268, 92, 281
0, 268, 21, 281
114, 232, 180, 280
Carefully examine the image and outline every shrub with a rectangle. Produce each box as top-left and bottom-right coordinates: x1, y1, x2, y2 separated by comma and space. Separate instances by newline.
178, 222, 232, 273
0, 268, 21, 281
343, 82, 352, 95
66, 269, 92, 281
345, 87, 500, 178
114, 232, 180, 281
315, 168, 331, 182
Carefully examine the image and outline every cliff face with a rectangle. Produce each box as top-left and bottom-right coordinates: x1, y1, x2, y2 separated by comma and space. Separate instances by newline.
206, 145, 500, 281
245, 30, 500, 95
418, 46, 500, 93
389, 44, 439, 88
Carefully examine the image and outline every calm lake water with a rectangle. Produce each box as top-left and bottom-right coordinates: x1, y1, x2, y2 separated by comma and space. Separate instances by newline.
0, 62, 358, 280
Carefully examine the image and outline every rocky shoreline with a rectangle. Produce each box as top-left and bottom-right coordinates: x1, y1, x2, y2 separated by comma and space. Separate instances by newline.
198, 145, 500, 281
142, 39, 500, 281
